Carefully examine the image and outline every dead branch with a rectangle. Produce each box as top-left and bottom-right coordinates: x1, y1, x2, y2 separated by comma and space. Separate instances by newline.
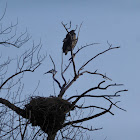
79, 70, 112, 81
71, 81, 123, 106
44, 55, 62, 89
0, 17, 31, 48
69, 43, 100, 61
0, 69, 35, 89
103, 97, 126, 111
78, 46, 120, 74
75, 105, 114, 115
68, 94, 120, 101
0, 98, 26, 118
77, 22, 83, 41
71, 124, 102, 131
61, 22, 70, 33
0, 3, 7, 21
71, 49, 77, 77
0, 44, 45, 90
63, 104, 113, 127
61, 51, 67, 86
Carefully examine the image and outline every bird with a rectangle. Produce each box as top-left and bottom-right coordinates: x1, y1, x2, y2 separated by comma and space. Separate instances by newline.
62, 30, 77, 55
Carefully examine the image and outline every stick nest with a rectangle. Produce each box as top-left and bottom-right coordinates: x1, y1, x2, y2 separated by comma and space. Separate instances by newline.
25, 96, 73, 134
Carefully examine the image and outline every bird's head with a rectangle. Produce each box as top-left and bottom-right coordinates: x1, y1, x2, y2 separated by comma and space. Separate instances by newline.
69, 30, 76, 35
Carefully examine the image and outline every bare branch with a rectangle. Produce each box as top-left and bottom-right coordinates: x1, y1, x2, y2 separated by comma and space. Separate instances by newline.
115, 89, 128, 95
68, 94, 120, 101
69, 43, 100, 61
80, 70, 112, 81
0, 20, 18, 34
71, 49, 77, 77
78, 46, 120, 74
61, 22, 69, 33
60, 51, 67, 89
44, 55, 62, 89
63, 59, 72, 74
103, 97, 126, 111
77, 22, 83, 41
63, 104, 113, 127
0, 69, 33, 89
75, 105, 114, 115
71, 81, 123, 106
58, 75, 79, 98
71, 124, 102, 131
0, 98, 26, 118
0, 3, 7, 21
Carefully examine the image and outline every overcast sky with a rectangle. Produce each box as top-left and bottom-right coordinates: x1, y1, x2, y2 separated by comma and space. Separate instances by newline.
0, 0, 140, 140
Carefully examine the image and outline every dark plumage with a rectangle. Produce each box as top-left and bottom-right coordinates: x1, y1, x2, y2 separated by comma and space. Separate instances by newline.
62, 30, 77, 55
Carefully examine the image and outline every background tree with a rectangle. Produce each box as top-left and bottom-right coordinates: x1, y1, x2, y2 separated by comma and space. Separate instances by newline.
0, 8, 127, 140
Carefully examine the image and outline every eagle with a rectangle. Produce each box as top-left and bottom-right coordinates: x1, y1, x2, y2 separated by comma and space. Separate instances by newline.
62, 30, 77, 55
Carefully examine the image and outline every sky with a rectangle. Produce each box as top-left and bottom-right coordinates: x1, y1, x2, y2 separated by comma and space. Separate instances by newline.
0, 0, 140, 140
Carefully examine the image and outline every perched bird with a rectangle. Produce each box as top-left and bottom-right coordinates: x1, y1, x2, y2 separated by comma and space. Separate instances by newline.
62, 30, 77, 55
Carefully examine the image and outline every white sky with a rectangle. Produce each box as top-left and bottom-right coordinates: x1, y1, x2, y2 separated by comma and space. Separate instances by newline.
0, 0, 140, 139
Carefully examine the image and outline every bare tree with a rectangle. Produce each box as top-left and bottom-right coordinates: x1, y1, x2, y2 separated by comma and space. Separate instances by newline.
0, 8, 127, 140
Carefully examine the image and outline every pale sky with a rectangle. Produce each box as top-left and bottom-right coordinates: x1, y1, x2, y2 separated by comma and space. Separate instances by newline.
0, 0, 140, 140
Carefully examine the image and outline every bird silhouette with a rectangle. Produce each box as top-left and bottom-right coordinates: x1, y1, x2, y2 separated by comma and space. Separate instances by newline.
62, 30, 77, 55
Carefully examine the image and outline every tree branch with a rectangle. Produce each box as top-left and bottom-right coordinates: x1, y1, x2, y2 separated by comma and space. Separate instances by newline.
78, 46, 120, 74
71, 81, 123, 106
79, 70, 112, 81
71, 124, 102, 131
63, 104, 113, 127
0, 98, 26, 118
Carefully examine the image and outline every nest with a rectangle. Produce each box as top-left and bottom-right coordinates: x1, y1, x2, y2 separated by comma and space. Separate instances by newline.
24, 96, 73, 135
